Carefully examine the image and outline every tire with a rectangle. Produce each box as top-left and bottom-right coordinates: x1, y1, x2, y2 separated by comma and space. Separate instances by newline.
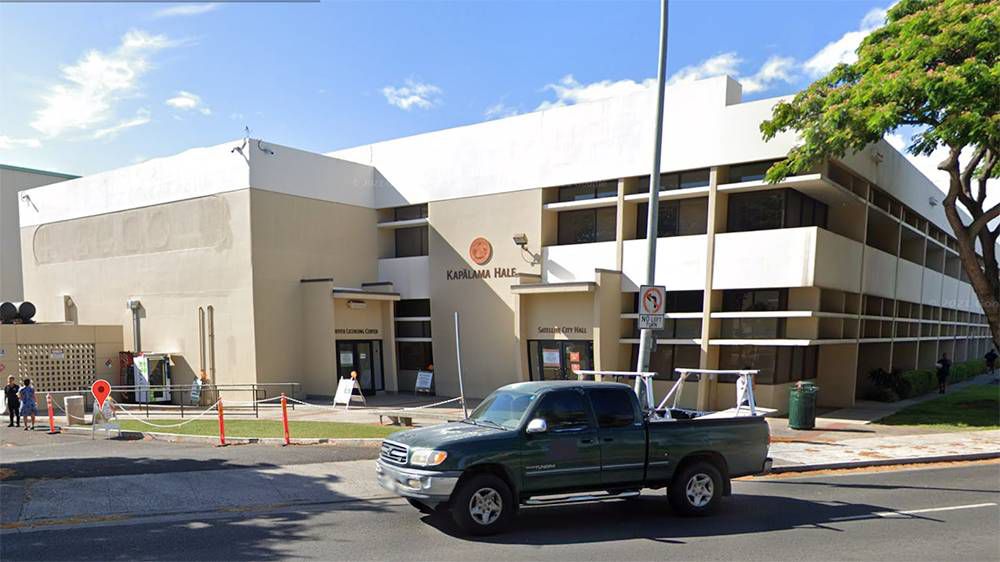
668, 460, 723, 516
406, 498, 434, 514
449, 473, 514, 536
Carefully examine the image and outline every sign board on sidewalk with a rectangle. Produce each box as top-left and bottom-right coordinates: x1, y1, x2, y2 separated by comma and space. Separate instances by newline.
333, 377, 366, 410
638, 285, 666, 330
415, 370, 434, 393
91, 400, 120, 440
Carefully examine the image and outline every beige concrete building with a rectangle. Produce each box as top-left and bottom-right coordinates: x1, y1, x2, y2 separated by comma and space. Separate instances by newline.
16, 77, 996, 411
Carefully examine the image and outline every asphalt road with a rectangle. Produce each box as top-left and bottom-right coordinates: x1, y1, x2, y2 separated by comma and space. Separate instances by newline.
3, 462, 997, 561
0, 425, 379, 480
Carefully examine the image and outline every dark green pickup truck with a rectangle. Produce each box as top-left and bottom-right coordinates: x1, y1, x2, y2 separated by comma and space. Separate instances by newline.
375, 380, 771, 535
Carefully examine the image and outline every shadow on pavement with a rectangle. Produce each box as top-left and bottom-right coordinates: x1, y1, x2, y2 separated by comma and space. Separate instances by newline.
753, 478, 998, 495
421, 493, 944, 545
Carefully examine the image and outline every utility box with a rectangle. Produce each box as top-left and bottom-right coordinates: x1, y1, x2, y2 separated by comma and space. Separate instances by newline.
64, 395, 86, 425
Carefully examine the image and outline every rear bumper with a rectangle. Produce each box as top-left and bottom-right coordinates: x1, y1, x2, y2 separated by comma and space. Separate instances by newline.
375, 459, 461, 503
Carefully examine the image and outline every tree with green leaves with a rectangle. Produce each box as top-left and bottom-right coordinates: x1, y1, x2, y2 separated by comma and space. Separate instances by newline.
761, 0, 999, 346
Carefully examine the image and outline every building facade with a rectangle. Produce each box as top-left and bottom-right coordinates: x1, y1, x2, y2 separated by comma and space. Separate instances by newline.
16, 77, 995, 411
1, 164, 78, 300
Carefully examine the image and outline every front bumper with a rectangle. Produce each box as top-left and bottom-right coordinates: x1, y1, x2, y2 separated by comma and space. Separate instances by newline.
761, 457, 773, 475
375, 459, 461, 503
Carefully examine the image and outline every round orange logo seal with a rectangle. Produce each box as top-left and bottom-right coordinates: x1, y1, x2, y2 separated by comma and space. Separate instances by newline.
469, 237, 493, 265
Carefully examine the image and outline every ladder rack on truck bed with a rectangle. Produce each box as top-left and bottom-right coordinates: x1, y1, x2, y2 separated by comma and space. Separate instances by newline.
574, 368, 764, 420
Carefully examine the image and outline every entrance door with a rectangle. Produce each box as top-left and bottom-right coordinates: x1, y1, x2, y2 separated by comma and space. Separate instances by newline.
529, 340, 594, 381
336, 340, 384, 395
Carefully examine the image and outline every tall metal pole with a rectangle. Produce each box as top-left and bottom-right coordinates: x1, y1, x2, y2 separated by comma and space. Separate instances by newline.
637, 0, 670, 375
454, 312, 469, 418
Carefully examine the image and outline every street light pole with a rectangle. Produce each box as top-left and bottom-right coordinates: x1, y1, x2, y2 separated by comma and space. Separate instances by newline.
636, 0, 669, 375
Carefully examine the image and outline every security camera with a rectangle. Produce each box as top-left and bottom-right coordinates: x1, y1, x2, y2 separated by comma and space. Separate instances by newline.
512, 233, 528, 248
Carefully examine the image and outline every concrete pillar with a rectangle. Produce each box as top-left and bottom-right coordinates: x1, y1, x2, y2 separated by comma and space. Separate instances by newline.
697, 167, 724, 410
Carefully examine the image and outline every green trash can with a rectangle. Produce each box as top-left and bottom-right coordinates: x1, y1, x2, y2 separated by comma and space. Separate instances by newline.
788, 381, 818, 430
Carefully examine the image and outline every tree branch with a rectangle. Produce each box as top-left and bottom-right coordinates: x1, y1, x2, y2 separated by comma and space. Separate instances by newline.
962, 146, 986, 190
968, 202, 1000, 239
978, 149, 996, 204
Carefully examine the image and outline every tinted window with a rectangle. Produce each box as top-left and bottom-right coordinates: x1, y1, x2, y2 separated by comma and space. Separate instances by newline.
533, 391, 591, 430
395, 226, 428, 257
557, 208, 617, 245
558, 181, 617, 201
728, 191, 784, 232
397, 341, 433, 371
395, 321, 431, 338
395, 299, 430, 317
394, 204, 427, 221
636, 197, 708, 238
589, 389, 637, 428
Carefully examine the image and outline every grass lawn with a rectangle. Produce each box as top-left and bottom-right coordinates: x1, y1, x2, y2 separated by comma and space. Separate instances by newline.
118, 419, 400, 439
876, 384, 1000, 430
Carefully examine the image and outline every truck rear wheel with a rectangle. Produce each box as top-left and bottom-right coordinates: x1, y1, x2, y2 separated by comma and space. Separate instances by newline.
450, 473, 514, 536
668, 460, 723, 516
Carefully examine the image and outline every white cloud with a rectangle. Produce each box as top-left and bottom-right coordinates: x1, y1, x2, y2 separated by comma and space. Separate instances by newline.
154, 3, 219, 18
536, 75, 654, 110
382, 80, 442, 110
166, 91, 211, 115
0, 135, 42, 149
535, 53, 796, 111
31, 30, 174, 138
667, 52, 742, 86
740, 55, 797, 94
803, 6, 887, 78
92, 108, 152, 139
484, 101, 519, 120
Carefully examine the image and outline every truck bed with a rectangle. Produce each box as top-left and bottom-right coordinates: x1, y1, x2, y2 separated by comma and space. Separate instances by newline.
645, 413, 770, 483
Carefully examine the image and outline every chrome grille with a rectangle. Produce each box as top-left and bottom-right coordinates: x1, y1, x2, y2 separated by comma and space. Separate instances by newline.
380, 440, 408, 465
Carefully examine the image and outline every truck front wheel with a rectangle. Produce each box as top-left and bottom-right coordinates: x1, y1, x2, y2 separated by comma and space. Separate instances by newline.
668, 460, 723, 516
450, 473, 514, 536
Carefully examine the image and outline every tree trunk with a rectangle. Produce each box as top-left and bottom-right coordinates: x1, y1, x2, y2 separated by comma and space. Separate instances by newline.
940, 152, 1000, 348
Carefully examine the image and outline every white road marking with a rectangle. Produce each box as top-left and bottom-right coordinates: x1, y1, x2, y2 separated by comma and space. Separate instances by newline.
874, 502, 998, 518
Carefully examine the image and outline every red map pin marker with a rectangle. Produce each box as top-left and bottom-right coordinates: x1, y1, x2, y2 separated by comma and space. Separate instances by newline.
92, 379, 111, 408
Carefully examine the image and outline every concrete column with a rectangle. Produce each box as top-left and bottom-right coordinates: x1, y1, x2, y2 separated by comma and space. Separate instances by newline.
593, 269, 622, 373
697, 167, 724, 410
381, 299, 399, 392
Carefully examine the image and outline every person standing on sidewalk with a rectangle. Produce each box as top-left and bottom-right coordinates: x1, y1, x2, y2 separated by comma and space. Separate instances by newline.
4, 376, 20, 428
985, 347, 998, 381
17, 378, 37, 431
935, 353, 952, 394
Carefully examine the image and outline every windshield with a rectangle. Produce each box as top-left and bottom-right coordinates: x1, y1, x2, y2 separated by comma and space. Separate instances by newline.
468, 389, 537, 430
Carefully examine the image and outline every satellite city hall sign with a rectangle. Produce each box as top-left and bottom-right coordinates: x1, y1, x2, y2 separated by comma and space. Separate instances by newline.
446, 236, 518, 281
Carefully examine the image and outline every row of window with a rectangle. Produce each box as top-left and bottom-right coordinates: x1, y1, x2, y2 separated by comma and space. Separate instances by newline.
718, 345, 818, 385
396, 299, 433, 371
555, 188, 827, 246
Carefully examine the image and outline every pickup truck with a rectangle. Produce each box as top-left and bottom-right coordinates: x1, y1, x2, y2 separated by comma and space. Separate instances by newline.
375, 380, 771, 535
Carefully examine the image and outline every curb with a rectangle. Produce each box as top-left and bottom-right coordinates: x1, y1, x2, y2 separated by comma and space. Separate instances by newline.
58, 425, 385, 446
769, 451, 1000, 474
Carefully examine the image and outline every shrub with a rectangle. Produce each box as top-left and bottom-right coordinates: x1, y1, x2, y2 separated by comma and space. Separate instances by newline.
901, 369, 936, 397
895, 359, 987, 399
868, 368, 910, 400
950, 359, 986, 383
864, 386, 900, 402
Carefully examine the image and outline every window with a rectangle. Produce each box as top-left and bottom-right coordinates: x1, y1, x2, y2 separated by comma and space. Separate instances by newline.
397, 341, 433, 371
728, 160, 782, 183
726, 189, 828, 233
395, 226, 428, 257
532, 391, 591, 430
636, 197, 708, 238
396, 321, 431, 338
558, 180, 618, 202
718, 345, 818, 384
635, 168, 710, 192
589, 389, 637, 428
631, 290, 703, 313
557, 208, 617, 245
719, 318, 785, 338
722, 289, 787, 312
394, 204, 427, 221
632, 344, 701, 381
395, 299, 430, 318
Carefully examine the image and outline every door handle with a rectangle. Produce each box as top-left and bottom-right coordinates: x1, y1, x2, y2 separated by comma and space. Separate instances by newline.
580, 438, 594, 444
602, 437, 614, 443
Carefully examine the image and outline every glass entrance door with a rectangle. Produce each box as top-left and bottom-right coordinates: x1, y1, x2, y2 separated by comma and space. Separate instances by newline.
528, 340, 594, 381
336, 340, 384, 395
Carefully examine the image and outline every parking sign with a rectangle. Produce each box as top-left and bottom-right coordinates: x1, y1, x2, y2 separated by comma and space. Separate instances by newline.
638, 285, 666, 330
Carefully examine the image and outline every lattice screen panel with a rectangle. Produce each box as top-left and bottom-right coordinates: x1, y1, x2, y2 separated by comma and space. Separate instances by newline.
16, 343, 96, 392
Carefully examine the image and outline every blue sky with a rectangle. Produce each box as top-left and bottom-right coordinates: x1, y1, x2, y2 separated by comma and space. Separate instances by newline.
1, 0, 892, 177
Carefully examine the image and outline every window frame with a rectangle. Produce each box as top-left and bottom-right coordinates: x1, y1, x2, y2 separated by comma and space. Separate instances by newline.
529, 389, 595, 431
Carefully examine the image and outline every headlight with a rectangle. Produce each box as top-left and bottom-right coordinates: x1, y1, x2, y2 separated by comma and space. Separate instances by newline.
409, 448, 448, 467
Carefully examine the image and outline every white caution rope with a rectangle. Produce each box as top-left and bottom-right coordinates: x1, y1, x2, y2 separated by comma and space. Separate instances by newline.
112, 399, 223, 428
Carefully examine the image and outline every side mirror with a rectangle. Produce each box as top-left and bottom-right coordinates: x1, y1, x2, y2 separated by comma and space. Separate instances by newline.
526, 418, 548, 434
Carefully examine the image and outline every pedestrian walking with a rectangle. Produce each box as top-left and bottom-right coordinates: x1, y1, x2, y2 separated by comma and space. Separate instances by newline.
986, 347, 998, 382
935, 353, 952, 394
18, 378, 37, 430
4, 376, 20, 428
